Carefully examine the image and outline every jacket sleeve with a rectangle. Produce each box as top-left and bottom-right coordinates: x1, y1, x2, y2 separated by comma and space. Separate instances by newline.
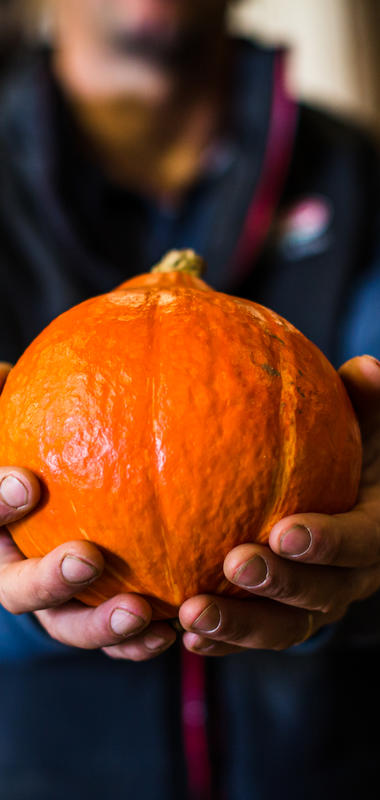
0, 282, 80, 663
0, 604, 78, 663
337, 251, 380, 364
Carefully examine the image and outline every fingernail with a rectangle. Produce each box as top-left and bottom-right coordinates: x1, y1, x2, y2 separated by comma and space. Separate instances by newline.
61, 555, 99, 584
280, 525, 312, 556
191, 602, 220, 633
144, 633, 168, 651
0, 475, 29, 508
110, 608, 145, 636
233, 555, 268, 587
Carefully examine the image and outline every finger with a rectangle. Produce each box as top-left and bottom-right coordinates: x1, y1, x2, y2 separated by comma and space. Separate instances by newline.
182, 632, 244, 656
339, 356, 380, 488
0, 533, 105, 613
339, 355, 380, 440
0, 467, 41, 525
179, 594, 321, 651
224, 542, 354, 614
101, 621, 177, 661
262, 358, 380, 569
268, 506, 380, 568
183, 619, 325, 655
0, 362, 12, 391
34, 592, 153, 649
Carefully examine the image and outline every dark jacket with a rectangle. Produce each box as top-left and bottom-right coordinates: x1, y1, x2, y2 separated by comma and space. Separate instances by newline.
1, 41, 380, 800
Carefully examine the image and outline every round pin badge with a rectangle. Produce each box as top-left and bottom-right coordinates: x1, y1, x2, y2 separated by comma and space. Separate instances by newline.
278, 196, 333, 259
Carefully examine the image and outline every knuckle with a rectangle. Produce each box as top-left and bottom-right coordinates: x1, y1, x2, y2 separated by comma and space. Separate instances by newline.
316, 528, 342, 564
228, 614, 255, 645
34, 581, 57, 609
265, 572, 289, 601
93, 627, 120, 651
266, 571, 301, 605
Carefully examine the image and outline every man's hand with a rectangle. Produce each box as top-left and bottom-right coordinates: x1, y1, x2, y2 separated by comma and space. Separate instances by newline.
179, 355, 380, 656
0, 363, 176, 661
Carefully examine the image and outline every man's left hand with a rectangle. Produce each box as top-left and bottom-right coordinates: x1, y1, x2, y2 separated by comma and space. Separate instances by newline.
179, 355, 380, 655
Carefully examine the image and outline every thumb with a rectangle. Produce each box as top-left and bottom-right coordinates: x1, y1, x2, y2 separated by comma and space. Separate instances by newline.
0, 364, 41, 526
338, 355, 380, 440
0, 468, 41, 526
0, 364, 41, 525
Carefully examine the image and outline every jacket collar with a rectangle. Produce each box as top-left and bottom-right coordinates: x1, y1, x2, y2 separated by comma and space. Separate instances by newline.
0, 41, 298, 289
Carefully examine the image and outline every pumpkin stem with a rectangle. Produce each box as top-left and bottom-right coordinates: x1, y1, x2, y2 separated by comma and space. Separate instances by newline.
151, 249, 206, 278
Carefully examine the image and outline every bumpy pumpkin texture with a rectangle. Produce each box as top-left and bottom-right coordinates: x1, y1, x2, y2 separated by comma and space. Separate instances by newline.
0, 250, 362, 618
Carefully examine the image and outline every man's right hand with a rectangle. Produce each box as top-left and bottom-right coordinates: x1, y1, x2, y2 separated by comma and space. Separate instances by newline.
0, 363, 176, 661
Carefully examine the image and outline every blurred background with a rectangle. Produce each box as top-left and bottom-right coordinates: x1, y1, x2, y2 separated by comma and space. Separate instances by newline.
230, 0, 380, 138
1, 0, 380, 138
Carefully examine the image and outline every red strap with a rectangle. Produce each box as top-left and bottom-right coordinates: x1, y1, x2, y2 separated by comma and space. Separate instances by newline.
180, 51, 298, 800
181, 647, 212, 800
232, 50, 298, 281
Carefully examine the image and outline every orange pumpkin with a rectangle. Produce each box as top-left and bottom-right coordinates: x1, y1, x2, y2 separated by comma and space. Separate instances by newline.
0, 250, 362, 618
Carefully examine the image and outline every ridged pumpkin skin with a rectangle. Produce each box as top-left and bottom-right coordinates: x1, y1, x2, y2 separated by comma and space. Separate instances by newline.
0, 252, 362, 618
